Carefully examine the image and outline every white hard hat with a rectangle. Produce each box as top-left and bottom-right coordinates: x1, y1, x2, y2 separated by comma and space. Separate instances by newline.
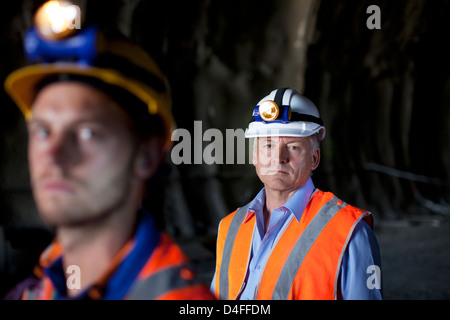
245, 88, 326, 141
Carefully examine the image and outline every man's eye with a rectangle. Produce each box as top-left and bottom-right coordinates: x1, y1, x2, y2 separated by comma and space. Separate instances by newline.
79, 128, 94, 141
78, 127, 106, 143
289, 144, 302, 151
36, 127, 50, 139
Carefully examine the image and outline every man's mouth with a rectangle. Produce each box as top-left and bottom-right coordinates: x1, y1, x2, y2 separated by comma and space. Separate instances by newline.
41, 180, 76, 193
261, 168, 290, 176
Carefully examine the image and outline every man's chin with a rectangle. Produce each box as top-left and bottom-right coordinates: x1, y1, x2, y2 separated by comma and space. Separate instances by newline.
38, 209, 79, 227
36, 200, 86, 227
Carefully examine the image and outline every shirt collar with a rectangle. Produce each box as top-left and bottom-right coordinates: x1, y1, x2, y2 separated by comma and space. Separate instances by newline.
283, 178, 315, 222
243, 188, 265, 223
245, 177, 316, 223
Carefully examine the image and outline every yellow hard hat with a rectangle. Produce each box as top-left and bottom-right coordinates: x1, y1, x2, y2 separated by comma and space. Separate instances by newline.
4, 0, 174, 151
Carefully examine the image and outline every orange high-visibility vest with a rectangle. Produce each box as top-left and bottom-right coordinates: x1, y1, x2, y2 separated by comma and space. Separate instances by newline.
127, 233, 215, 300
214, 189, 373, 300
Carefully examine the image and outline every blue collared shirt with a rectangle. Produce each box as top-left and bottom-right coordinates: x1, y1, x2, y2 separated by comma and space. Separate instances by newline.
211, 178, 382, 300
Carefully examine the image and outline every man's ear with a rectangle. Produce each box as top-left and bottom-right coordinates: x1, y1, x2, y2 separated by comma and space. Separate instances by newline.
311, 148, 321, 171
134, 136, 165, 180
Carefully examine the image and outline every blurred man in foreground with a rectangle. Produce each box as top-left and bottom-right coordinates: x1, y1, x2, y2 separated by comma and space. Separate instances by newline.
4, 0, 214, 300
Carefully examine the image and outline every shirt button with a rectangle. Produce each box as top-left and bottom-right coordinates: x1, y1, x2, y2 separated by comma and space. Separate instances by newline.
256, 265, 261, 270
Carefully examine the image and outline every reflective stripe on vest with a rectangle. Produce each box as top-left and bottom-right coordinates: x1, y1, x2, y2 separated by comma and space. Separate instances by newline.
271, 196, 345, 299
22, 286, 39, 300
126, 263, 202, 300
218, 202, 251, 300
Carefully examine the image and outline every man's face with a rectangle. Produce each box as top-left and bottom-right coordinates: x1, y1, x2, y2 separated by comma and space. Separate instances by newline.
253, 136, 320, 193
28, 81, 145, 226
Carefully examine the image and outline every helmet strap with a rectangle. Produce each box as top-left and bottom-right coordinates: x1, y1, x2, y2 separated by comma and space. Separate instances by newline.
274, 87, 288, 107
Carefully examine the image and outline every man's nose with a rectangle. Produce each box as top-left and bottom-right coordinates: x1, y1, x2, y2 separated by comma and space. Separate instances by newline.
274, 144, 289, 164
46, 133, 79, 168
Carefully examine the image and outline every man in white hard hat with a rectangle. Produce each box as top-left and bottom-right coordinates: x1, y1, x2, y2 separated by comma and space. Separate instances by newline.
211, 88, 382, 300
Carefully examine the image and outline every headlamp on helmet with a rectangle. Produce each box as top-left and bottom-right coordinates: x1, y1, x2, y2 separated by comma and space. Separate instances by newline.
24, 1, 99, 65
34, 0, 82, 41
254, 100, 294, 122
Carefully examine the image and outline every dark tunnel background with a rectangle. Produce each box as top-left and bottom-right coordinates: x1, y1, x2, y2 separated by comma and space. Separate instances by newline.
0, 0, 449, 299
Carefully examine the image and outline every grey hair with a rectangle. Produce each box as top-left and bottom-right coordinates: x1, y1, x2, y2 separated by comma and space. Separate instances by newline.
309, 132, 321, 155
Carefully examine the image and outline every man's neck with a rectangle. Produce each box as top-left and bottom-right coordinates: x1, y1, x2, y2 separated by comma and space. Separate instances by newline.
262, 187, 298, 233
56, 209, 137, 297
264, 188, 296, 213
